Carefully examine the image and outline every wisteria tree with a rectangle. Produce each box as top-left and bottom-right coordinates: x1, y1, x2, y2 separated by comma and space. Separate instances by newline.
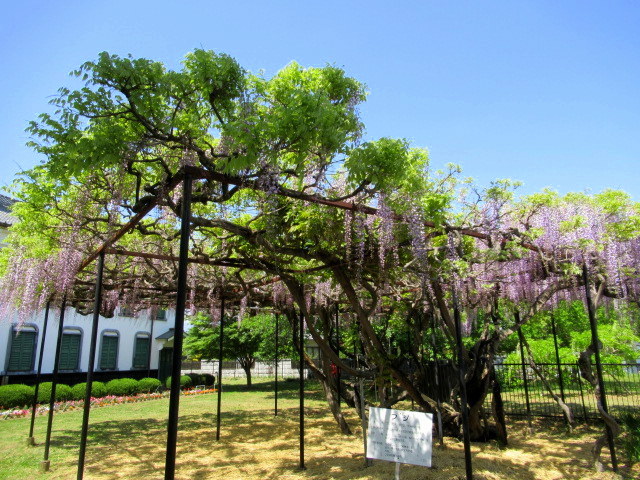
2, 50, 640, 461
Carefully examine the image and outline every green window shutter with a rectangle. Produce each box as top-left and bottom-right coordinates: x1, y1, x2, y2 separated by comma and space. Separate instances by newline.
7, 330, 36, 372
100, 335, 118, 370
59, 333, 81, 370
133, 337, 150, 368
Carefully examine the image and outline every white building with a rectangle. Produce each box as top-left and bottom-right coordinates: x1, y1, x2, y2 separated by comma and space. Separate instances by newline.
1, 306, 176, 384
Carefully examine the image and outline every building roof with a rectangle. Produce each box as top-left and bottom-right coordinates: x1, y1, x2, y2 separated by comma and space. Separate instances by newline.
0, 194, 17, 227
156, 328, 175, 340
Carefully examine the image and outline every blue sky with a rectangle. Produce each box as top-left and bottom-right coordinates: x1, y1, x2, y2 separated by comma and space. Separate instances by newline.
1, 1, 638, 199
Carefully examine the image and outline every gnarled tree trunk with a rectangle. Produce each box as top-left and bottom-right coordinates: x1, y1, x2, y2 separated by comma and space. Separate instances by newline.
578, 345, 620, 472
491, 366, 508, 446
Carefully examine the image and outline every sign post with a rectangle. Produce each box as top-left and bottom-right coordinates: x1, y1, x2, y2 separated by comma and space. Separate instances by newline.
366, 407, 433, 477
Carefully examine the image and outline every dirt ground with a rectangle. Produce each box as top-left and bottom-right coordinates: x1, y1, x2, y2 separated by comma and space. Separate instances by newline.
78, 407, 635, 480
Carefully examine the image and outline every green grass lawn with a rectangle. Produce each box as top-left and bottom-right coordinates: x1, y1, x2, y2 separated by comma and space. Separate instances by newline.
0, 377, 324, 480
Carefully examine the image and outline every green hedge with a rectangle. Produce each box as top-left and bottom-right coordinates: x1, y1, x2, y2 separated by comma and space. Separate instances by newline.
185, 373, 207, 385
105, 378, 140, 396
0, 384, 35, 409
70, 381, 107, 401
201, 373, 215, 386
1, 375, 185, 409
37, 382, 73, 403
188, 373, 214, 386
138, 377, 162, 393
165, 375, 192, 389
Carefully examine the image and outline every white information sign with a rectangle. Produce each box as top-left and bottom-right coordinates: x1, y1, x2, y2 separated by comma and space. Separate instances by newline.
366, 407, 433, 467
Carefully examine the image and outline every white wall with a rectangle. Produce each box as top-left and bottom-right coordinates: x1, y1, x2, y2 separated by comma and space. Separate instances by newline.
186, 360, 310, 379
1, 306, 175, 376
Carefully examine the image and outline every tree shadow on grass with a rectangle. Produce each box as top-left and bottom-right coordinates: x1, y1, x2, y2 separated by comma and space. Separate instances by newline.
41, 408, 599, 479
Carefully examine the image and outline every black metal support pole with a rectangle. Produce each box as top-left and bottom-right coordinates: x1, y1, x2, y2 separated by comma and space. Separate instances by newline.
576, 363, 589, 422
299, 310, 305, 470
147, 315, 156, 379
430, 314, 444, 445
358, 331, 373, 468
274, 312, 279, 416
42, 296, 67, 472
582, 264, 618, 472
452, 288, 473, 480
335, 305, 341, 407
77, 251, 105, 480
550, 314, 567, 421
164, 173, 193, 480
28, 300, 51, 446
516, 324, 533, 432
216, 297, 225, 441
359, 377, 370, 467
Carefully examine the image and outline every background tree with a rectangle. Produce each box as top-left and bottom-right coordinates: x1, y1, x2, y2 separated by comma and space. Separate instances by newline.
184, 312, 294, 386
503, 300, 640, 366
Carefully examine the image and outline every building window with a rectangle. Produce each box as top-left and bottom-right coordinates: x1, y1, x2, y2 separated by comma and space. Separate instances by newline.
7, 325, 37, 372
119, 307, 135, 317
154, 309, 167, 321
306, 345, 320, 361
132, 333, 150, 369
59, 328, 82, 371
99, 331, 119, 370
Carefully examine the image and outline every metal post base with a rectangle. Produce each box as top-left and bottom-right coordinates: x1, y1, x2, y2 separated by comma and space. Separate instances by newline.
27, 436, 35, 446
40, 460, 50, 472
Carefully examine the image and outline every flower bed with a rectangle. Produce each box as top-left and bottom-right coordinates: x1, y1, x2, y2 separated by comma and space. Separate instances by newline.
183, 388, 216, 396
0, 388, 216, 420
